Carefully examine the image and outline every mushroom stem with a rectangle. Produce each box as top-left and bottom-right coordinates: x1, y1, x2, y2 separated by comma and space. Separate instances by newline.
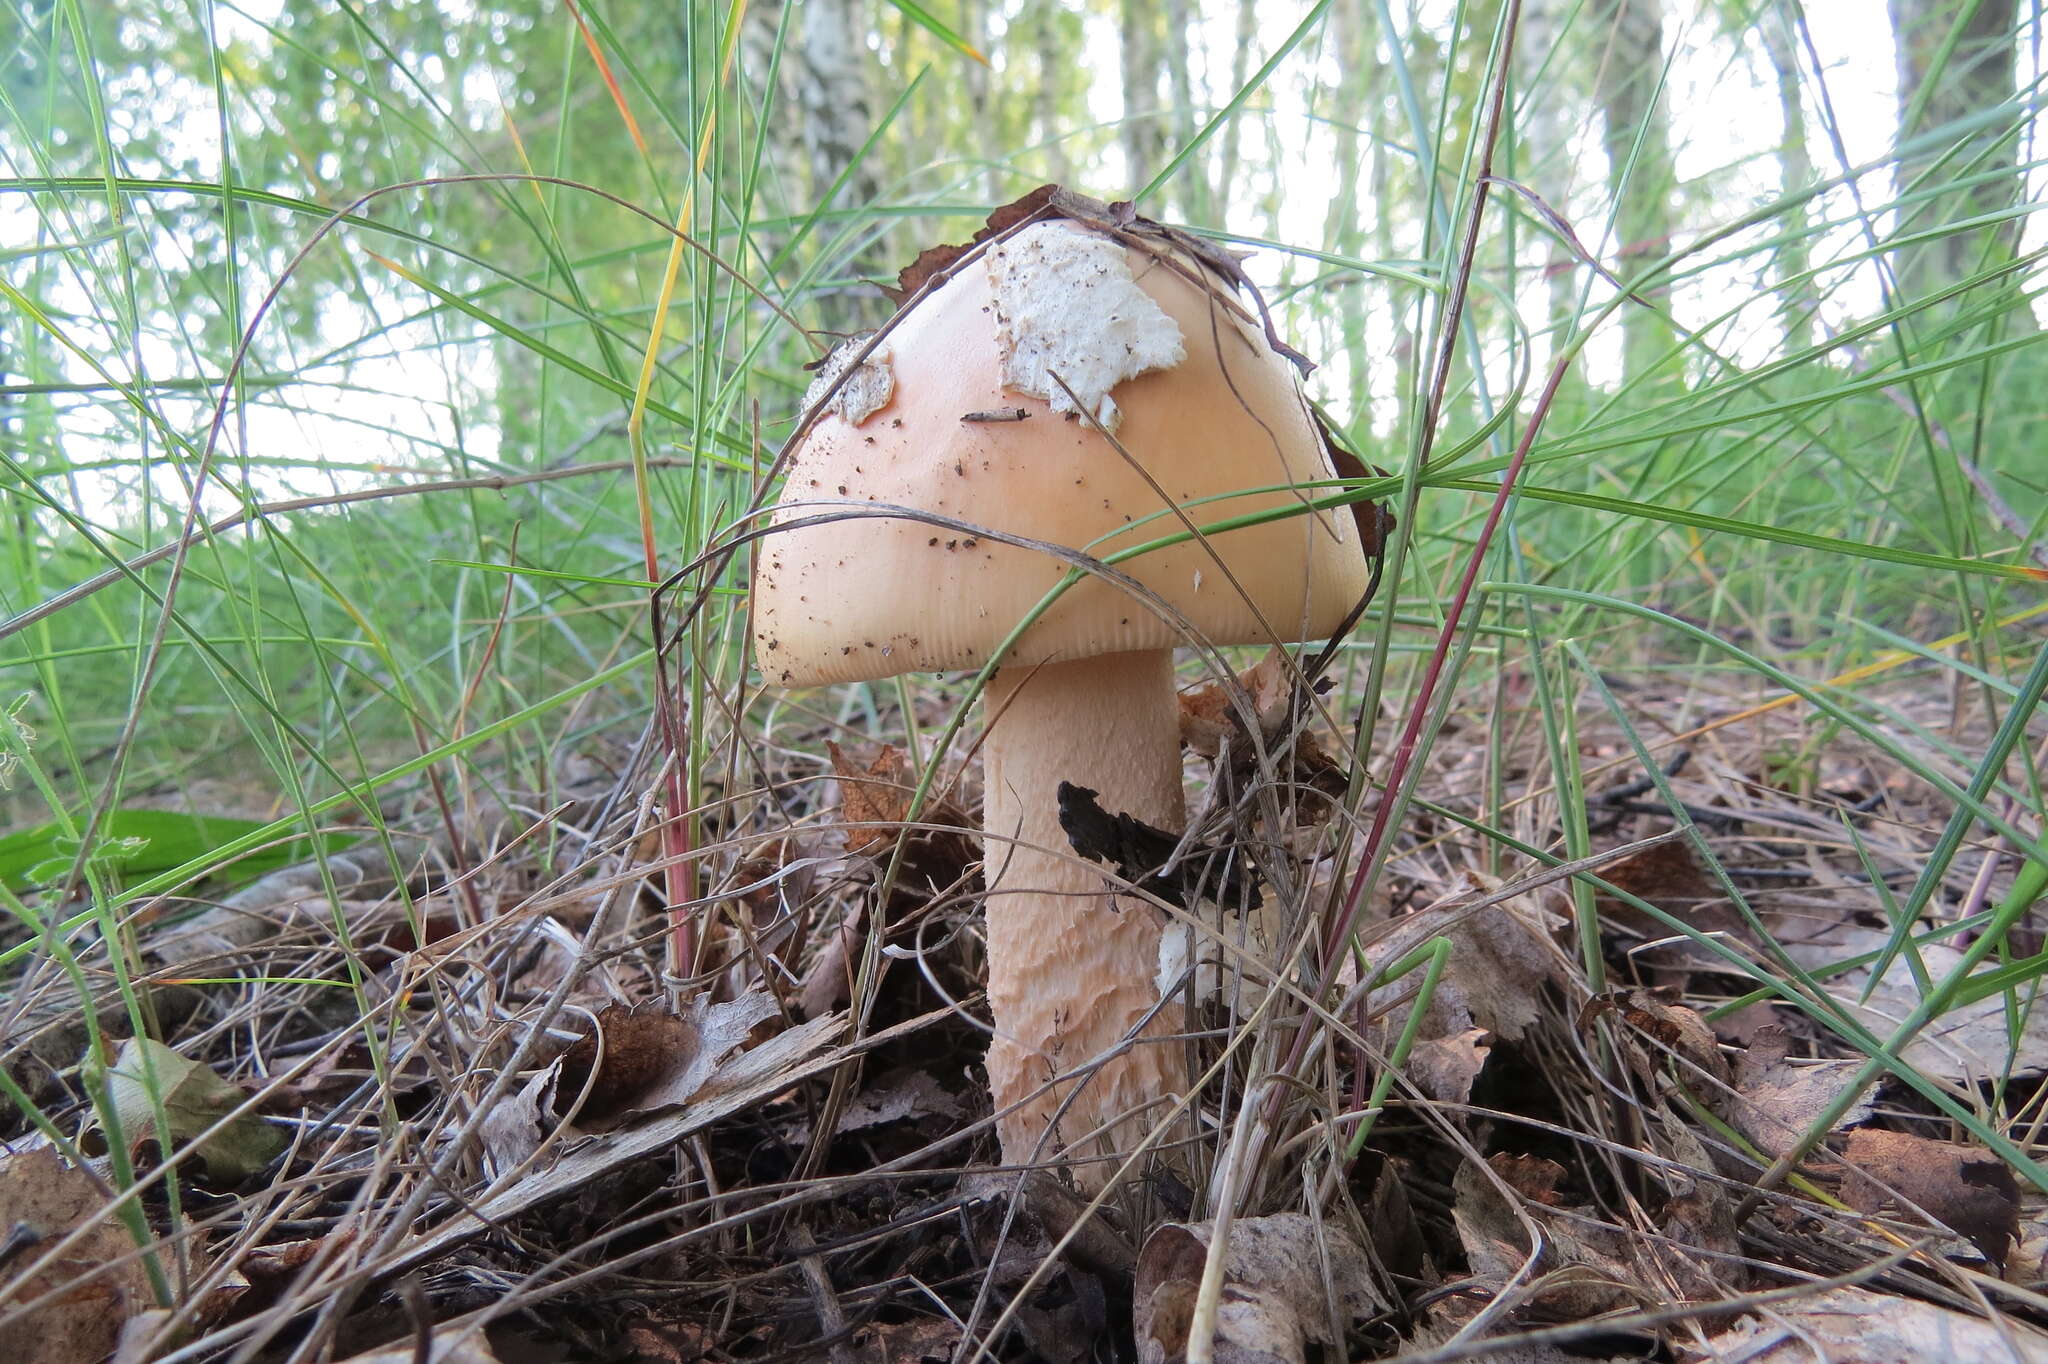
981, 649, 1189, 1189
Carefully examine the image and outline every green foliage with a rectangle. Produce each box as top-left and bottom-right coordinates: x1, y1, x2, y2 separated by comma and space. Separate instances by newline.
0, 806, 357, 893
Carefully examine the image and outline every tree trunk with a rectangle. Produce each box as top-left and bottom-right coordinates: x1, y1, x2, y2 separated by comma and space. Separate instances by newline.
1889, 0, 2024, 309
1516, 0, 1581, 338
1589, 0, 1678, 390
1759, 4, 1815, 355
1214, 0, 1258, 199
1029, 0, 1076, 185
1325, 0, 1376, 420
1120, 0, 1166, 200
791, 0, 877, 332
1161, 0, 1203, 219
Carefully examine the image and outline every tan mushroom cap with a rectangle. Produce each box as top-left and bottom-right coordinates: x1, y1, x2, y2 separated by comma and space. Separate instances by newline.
753, 221, 1368, 687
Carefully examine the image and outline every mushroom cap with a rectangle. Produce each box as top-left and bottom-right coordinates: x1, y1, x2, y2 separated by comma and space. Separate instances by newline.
752, 221, 1369, 687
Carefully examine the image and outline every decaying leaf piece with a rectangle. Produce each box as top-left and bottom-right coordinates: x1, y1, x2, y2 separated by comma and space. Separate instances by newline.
1058, 780, 1263, 910
0, 1149, 159, 1364
1580, 985, 1729, 1094
1834, 1126, 2019, 1268
1726, 1025, 1876, 1159
1402, 1027, 1493, 1106
478, 1058, 560, 1177
1451, 1148, 1735, 1324
554, 1002, 694, 1121
830, 741, 917, 856
1178, 648, 1349, 815
94, 1036, 283, 1183
803, 333, 895, 427
826, 742, 976, 892
1135, 1214, 1380, 1364
850, 1317, 961, 1364
1686, 1287, 2048, 1363
337, 1330, 502, 1364
605, 990, 781, 1119
1360, 891, 1563, 1050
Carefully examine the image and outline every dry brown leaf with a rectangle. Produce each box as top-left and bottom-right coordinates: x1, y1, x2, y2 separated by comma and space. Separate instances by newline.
851, 1317, 961, 1364
834, 1068, 965, 1133
1178, 649, 1347, 814
615, 991, 781, 1118
337, 1330, 501, 1364
1580, 985, 1729, 1088
829, 740, 914, 856
1836, 1127, 2019, 1268
1686, 1286, 2048, 1362
1451, 1155, 1639, 1321
1135, 1214, 1380, 1364
1405, 1028, 1492, 1105
555, 1002, 692, 1120
0, 1149, 159, 1364
1726, 1025, 1876, 1158
478, 1059, 559, 1177
1362, 893, 1562, 1047
826, 742, 977, 894
1490, 1152, 1569, 1206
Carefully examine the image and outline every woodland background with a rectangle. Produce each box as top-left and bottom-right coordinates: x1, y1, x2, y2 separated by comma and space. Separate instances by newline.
2, 0, 2046, 1361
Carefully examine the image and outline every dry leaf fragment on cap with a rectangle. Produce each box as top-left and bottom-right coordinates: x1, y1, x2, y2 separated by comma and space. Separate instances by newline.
803, 332, 894, 427
1833, 1127, 2019, 1269
0, 1149, 159, 1364
1135, 1214, 1380, 1364
1726, 1025, 1876, 1159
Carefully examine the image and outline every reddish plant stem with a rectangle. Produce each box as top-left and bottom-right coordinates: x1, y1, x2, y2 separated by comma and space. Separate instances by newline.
1245, 0, 1533, 1183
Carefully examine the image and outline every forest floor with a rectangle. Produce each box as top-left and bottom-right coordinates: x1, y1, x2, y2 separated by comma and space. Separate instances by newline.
4, 643, 2047, 1364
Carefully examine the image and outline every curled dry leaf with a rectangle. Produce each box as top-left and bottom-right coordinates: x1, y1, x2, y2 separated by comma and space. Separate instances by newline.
1135, 1214, 1381, 1364
1178, 647, 1348, 818
1592, 834, 1749, 970
1834, 1126, 2019, 1269
1404, 1027, 1493, 1106
1726, 1025, 1876, 1159
1579, 986, 1729, 1091
1686, 1286, 2048, 1363
1451, 1148, 1734, 1323
851, 1317, 962, 1364
0, 1149, 159, 1364
829, 740, 917, 857
826, 741, 976, 894
555, 1002, 692, 1121
481, 990, 785, 1174
605, 991, 781, 1120
1355, 889, 1562, 1080
478, 1059, 560, 1178
92, 1037, 284, 1184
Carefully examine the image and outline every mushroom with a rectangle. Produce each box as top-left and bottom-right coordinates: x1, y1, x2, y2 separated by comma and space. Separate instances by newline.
754, 208, 1368, 1189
